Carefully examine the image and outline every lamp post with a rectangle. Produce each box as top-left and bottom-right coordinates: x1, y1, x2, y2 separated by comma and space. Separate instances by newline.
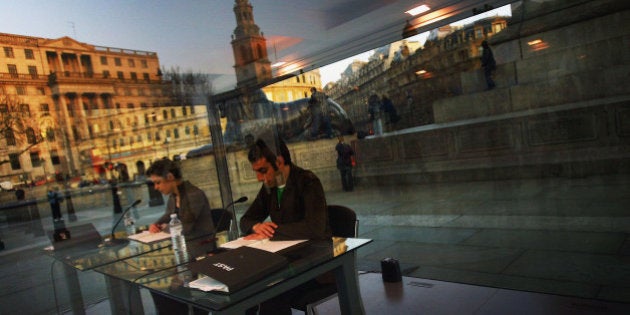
163, 137, 171, 159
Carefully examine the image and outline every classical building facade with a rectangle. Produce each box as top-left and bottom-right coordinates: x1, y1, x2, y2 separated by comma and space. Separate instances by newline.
325, 16, 508, 133
0, 32, 211, 185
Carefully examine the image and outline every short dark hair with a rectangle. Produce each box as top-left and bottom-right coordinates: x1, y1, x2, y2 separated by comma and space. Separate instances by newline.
146, 158, 182, 179
276, 139, 292, 166
248, 139, 278, 170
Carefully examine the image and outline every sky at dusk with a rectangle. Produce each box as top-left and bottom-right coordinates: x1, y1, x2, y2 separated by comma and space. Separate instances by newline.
1, 1, 511, 91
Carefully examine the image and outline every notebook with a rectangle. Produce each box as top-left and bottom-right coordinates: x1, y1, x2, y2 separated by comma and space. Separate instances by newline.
188, 246, 288, 293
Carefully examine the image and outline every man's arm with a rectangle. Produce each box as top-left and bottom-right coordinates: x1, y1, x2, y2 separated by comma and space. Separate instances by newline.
239, 187, 271, 235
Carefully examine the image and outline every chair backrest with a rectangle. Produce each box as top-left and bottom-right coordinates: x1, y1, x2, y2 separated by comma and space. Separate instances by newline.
327, 205, 358, 237
210, 208, 231, 232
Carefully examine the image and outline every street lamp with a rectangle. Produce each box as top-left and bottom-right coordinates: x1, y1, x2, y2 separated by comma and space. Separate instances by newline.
163, 137, 171, 158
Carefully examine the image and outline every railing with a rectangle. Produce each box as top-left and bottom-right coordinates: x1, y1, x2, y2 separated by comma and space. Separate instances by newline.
0, 73, 47, 80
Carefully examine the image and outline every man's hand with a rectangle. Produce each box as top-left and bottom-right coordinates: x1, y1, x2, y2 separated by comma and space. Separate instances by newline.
251, 222, 278, 238
149, 223, 164, 233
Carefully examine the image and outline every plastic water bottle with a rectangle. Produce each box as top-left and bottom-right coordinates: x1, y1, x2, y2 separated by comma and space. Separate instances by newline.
169, 213, 187, 253
124, 212, 136, 236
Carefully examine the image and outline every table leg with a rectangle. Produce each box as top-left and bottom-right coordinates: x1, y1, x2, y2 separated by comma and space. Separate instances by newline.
61, 262, 86, 315
333, 252, 365, 315
105, 275, 145, 315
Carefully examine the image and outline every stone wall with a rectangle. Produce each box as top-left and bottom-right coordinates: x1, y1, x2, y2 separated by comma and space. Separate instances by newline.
180, 138, 344, 207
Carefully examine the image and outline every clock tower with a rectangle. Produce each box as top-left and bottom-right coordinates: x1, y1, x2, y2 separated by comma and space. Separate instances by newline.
231, 0, 272, 87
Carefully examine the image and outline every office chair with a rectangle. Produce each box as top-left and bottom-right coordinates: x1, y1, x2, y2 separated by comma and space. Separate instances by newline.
292, 205, 359, 315
210, 208, 231, 232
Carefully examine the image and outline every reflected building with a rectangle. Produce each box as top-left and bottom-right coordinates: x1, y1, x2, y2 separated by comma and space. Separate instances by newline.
0, 32, 211, 185
325, 16, 508, 133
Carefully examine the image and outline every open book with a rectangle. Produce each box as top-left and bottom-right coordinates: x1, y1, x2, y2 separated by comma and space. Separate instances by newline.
220, 237, 306, 253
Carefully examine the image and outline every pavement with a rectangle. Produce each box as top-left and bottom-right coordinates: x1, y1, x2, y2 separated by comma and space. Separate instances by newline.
0, 174, 629, 314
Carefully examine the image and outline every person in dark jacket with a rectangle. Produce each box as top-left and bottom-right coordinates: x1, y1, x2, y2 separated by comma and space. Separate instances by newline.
241, 138, 332, 315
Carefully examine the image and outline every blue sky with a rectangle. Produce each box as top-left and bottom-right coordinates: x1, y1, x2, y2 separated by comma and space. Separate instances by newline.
1, 1, 239, 78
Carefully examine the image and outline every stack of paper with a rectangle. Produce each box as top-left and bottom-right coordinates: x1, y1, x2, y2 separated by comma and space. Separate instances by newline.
127, 231, 171, 244
220, 237, 306, 252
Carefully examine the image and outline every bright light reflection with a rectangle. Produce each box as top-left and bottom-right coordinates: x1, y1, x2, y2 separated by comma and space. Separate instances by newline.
406, 4, 430, 16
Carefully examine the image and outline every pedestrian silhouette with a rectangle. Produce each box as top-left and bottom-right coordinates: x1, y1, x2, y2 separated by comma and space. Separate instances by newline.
481, 40, 496, 90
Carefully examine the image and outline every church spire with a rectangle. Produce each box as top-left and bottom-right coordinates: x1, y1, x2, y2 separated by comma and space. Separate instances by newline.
231, 0, 271, 87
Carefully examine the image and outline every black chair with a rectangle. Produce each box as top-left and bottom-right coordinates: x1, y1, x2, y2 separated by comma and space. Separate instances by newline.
291, 205, 359, 314
210, 208, 231, 232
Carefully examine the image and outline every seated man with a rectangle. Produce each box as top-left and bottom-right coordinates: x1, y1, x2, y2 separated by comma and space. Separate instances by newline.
241, 138, 332, 315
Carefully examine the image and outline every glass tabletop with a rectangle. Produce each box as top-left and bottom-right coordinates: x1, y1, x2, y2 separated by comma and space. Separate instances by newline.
45, 223, 216, 271
126, 237, 372, 312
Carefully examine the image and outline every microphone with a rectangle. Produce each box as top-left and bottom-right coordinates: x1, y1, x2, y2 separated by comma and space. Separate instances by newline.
103, 199, 141, 246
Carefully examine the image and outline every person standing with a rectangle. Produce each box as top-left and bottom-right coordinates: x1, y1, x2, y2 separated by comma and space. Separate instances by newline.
241, 138, 332, 315
47, 187, 63, 222
335, 136, 354, 192
481, 40, 496, 90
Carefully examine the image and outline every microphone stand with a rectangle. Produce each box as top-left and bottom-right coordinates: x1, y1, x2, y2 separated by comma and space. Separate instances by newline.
223, 196, 248, 241
103, 199, 141, 246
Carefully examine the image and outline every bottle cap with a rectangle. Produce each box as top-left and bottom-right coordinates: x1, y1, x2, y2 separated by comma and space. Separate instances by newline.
170, 213, 177, 218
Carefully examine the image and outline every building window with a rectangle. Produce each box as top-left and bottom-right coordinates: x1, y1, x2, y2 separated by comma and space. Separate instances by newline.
128, 59, 135, 67
16, 86, 26, 95
114, 57, 121, 66
24, 49, 34, 59
9, 153, 21, 170
103, 70, 110, 78
117, 71, 124, 80
8, 64, 18, 78
173, 128, 180, 139
30, 152, 42, 167
5, 129, 16, 146
140, 59, 148, 68
127, 103, 134, 109
46, 127, 55, 141
50, 150, 60, 165
26, 128, 36, 144
20, 104, 30, 117
182, 107, 188, 116
40, 103, 49, 114
4, 47, 14, 58
143, 73, 150, 82
100, 56, 108, 65
185, 126, 190, 135
37, 87, 45, 95
28, 66, 38, 79
170, 108, 176, 119
193, 125, 199, 136
155, 131, 161, 141
163, 109, 168, 120
130, 72, 137, 80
